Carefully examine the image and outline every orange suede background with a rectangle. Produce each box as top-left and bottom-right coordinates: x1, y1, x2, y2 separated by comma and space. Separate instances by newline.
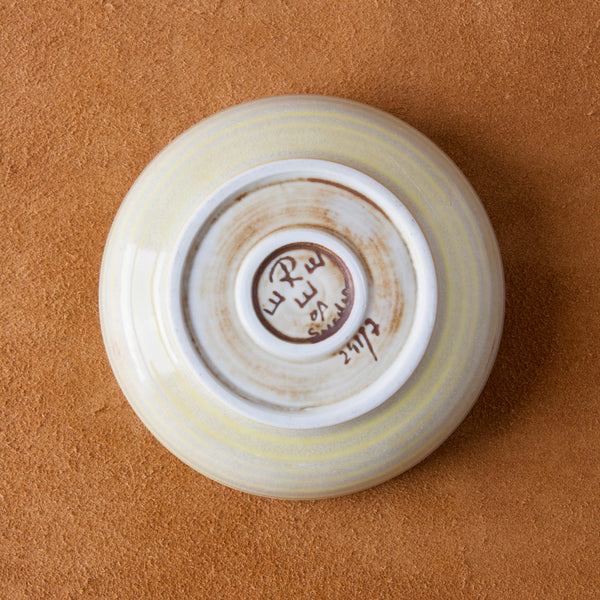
1, 1, 599, 598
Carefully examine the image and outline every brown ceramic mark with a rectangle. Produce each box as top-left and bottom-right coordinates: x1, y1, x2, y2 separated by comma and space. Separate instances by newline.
251, 242, 355, 344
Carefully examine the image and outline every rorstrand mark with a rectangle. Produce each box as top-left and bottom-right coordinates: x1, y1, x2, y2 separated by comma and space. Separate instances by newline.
252, 243, 355, 344
339, 318, 381, 365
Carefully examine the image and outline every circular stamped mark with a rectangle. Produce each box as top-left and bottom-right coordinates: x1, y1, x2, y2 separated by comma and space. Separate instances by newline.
252, 243, 355, 344
235, 227, 368, 361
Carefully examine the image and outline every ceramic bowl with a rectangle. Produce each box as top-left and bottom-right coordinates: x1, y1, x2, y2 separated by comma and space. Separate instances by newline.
99, 95, 504, 499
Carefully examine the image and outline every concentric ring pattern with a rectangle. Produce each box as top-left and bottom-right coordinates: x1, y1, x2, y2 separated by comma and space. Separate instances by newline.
99, 96, 504, 499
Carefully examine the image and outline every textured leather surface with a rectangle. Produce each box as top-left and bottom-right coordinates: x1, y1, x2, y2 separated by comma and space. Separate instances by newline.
1, 1, 599, 598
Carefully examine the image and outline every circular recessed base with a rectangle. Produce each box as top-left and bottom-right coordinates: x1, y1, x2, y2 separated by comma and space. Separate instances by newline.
166, 159, 437, 429
99, 96, 504, 498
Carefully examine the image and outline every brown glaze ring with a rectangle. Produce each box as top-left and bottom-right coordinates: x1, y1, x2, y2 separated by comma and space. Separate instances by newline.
251, 242, 355, 344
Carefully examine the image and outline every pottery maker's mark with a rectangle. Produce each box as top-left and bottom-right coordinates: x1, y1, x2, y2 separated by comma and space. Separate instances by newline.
339, 318, 381, 365
252, 243, 354, 344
